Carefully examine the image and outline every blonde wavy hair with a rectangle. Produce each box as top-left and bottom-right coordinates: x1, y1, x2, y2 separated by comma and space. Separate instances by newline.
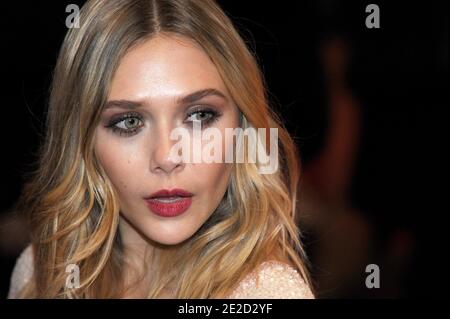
16, 0, 312, 298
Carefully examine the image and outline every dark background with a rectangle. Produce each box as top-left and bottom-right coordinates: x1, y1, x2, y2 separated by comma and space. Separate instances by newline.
0, 0, 448, 298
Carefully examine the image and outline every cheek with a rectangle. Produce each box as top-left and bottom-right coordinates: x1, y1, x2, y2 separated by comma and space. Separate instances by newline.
196, 125, 236, 189
192, 110, 237, 197
193, 162, 232, 200
94, 134, 144, 195
208, 108, 240, 162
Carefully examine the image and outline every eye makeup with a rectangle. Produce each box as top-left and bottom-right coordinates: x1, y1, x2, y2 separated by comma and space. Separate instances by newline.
185, 105, 222, 127
105, 111, 145, 137
104, 105, 223, 137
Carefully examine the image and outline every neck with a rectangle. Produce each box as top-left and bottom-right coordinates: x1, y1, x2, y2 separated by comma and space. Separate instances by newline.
118, 215, 155, 297
118, 215, 181, 298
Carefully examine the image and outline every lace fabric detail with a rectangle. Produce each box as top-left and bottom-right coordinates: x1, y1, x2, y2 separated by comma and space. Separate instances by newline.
227, 260, 314, 299
7, 245, 33, 299
8, 245, 314, 299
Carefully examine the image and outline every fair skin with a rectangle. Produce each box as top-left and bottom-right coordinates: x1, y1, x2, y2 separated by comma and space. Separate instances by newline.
94, 33, 239, 297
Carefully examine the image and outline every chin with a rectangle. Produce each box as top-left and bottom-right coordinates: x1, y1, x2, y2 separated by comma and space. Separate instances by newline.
146, 228, 199, 246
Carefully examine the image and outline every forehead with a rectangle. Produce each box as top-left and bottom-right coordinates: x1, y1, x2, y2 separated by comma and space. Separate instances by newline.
108, 34, 227, 101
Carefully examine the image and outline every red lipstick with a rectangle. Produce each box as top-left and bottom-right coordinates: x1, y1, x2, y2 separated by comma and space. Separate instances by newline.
144, 188, 193, 217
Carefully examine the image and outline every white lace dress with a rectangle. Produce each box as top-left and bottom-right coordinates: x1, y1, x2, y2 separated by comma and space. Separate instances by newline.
8, 245, 314, 299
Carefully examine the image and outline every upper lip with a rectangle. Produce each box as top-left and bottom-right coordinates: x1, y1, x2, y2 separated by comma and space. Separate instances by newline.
145, 188, 193, 199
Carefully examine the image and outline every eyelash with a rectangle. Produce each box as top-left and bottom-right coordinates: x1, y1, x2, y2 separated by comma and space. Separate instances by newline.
186, 106, 221, 127
105, 107, 222, 137
105, 112, 144, 137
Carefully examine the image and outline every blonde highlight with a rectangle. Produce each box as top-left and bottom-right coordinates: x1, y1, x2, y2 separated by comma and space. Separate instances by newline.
16, 0, 313, 298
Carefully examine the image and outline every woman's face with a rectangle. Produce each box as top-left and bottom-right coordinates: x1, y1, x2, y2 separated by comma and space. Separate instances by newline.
94, 34, 239, 246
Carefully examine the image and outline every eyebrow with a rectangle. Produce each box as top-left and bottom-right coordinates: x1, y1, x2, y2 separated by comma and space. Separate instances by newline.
104, 88, 228, 110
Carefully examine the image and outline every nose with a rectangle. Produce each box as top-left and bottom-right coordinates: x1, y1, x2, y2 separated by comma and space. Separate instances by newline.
149, 124, 185, 175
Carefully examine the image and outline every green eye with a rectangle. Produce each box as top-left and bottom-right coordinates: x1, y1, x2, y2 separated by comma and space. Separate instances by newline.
119, 117, 142, 129
187, 111, 214, 122
106, 113, 144, 137
186, 107, 221, 126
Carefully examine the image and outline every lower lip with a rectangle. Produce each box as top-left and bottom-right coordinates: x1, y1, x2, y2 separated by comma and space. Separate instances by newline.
144, 197, 192, 217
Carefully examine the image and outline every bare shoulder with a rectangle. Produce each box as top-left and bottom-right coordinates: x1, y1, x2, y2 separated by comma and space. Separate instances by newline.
8, 244, 34, 299
228, 261, 315, 299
